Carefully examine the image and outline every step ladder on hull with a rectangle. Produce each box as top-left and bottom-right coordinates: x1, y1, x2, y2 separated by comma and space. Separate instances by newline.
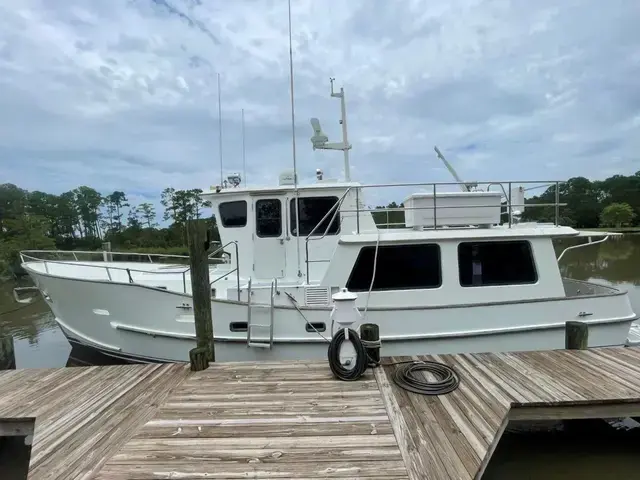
246, 278, 276, 349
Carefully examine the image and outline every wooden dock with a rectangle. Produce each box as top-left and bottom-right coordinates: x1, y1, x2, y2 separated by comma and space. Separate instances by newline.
1, 346, 640, 479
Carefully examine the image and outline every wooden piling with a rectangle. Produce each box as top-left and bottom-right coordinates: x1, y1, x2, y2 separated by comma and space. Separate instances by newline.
187, 219, 215, 370
565, 320, 589, 350
360, 323, 380, 366
0, 334, 16, 370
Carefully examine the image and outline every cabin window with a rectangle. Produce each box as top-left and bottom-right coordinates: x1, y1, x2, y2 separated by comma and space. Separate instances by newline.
346, 244, 441, 292
219, 201, 247, 228
290, 196, 340, 236
256, 199, 282, 238
458, 240, 537, 287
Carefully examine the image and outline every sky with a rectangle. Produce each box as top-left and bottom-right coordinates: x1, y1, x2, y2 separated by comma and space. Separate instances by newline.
1, 0, 639, 213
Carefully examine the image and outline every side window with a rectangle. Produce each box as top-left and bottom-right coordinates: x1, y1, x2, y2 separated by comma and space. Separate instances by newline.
290, 196, 340, 236
458, 240, 537, 287
256, 199, 282, 238
346, 244, 441, 292
219, 201, 247, 228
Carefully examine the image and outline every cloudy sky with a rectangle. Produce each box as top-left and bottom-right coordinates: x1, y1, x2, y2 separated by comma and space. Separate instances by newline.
1, 0, 639, 211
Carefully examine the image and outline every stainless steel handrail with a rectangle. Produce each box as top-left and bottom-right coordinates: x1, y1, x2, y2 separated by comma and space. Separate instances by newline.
19, 246, 221, 262
353, 180, 564, 233
21, 240, 241, 297
303, 187, 352, 280
298, 179, 566, 276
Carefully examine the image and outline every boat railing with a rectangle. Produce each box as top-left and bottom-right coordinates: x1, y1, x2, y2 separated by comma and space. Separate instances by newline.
303, 187, 353, 280
298, 179, 567, 281
344, 179, 566, 232
19, 241, 241, 298
19, 246, 222, 265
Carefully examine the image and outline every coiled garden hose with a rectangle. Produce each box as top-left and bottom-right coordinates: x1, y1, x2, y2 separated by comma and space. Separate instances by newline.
327, 327, 369, 381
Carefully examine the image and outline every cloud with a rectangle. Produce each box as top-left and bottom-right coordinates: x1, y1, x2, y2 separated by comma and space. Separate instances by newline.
0, 0, 638, 214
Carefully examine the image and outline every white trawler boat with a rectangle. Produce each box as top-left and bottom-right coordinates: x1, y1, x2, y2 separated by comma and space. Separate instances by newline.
16, 81, 638, 363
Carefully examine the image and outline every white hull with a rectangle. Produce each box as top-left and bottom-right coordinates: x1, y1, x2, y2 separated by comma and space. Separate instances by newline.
29, 268, 636, 363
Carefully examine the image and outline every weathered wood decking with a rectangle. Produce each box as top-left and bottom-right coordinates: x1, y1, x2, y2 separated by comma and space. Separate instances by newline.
0, 347, 640, 479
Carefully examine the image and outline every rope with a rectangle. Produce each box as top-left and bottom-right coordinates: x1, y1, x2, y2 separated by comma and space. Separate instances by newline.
362, 227, 381, 322
284, 292, 331, 342
327, 327, 368, 381
359, 337, 381, 349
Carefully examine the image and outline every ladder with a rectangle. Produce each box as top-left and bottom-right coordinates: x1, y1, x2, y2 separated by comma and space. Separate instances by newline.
246, 277, 276, 349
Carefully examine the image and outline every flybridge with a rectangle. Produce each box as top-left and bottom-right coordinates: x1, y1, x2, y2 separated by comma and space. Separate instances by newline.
205, 78, 569, 237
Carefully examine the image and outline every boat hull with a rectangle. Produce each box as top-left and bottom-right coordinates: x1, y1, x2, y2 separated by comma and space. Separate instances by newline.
27, 268, 637, 363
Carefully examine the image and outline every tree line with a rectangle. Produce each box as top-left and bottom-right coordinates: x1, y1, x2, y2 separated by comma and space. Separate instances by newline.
0, 183, 219, 277
521, 173, 640, 228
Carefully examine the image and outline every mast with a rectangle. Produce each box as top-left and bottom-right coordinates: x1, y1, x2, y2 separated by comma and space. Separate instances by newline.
241, 108, 246, 186
330, 78, 351, 182
218, 73, 223, 186
287, 0, 302, 278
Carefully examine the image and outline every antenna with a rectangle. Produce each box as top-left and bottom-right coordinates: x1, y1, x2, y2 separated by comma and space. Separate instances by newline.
308, 78, 353, 182
330, 78, 352, 181
433, 146, 476, 192
287, 0, 302, 278
218, 73, 223, 186
241, 108, 246, 186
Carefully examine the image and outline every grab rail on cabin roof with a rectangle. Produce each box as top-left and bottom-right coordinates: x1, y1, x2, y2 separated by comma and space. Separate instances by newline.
298, 179, 566, 280
347, 180, 565, 233
19, 240, 242, 299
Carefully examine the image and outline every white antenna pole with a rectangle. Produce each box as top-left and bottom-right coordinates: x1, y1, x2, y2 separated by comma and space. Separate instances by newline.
241, 108, 246, 186
287, 0, 302, 278
330, 78, 351, 182
218, 73, 223, 186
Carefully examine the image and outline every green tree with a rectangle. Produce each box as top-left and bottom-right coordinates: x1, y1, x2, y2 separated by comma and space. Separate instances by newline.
160, 187, 177, 223
73, 186, 103, 238
600, 202, 636, 228
127, 205, 142, 229
138, 203, 157, 228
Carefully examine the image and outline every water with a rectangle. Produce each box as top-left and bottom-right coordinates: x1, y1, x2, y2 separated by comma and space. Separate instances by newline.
1, 235, 639, 477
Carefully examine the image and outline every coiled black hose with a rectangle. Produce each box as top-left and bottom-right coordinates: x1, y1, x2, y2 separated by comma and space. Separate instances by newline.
392, 360, 460, 395
327, 327, 369, 381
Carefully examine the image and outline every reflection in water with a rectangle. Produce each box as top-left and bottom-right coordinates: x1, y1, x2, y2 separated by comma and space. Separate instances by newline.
1, 235, 640, 478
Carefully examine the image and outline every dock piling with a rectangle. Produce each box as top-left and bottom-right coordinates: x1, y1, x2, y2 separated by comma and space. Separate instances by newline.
565, 320, 589, 350
187, 219, 215, 370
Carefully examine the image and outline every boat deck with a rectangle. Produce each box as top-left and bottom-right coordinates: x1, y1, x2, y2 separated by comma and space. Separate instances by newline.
1, 346, 640, 479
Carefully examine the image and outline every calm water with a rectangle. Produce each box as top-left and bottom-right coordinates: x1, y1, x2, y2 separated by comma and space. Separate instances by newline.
1, 235, 639, 478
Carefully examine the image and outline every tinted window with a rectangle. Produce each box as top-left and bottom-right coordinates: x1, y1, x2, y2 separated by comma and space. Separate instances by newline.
346, 244, 441, 292
458, 240, 537, 287
256, 199, 282, 238
219, 201, 247, 228
290, 196, 340, 236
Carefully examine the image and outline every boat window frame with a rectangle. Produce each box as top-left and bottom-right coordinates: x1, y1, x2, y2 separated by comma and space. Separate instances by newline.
289, 195, 341, 237
219, 200, 248, 228
457, 239, 538, 287
345, 243, 442, 292
255, 198, 283, 238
